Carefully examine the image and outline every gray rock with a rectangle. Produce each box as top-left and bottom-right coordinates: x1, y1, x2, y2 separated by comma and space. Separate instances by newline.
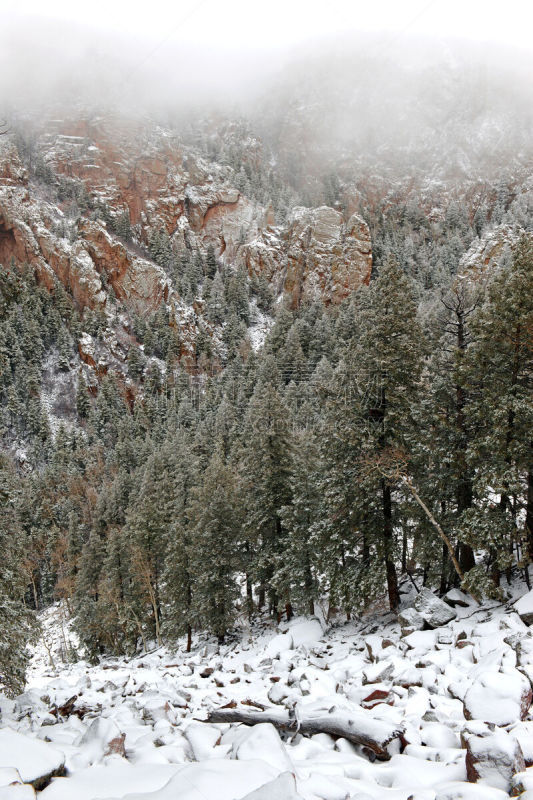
398, 607, 425, 635
443, 588, 471, 608
414, 588, 457, 628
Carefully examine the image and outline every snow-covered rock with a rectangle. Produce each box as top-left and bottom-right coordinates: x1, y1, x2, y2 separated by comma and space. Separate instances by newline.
285, 618, 323, 648
0, 787, 36, 799
463, 669, 532, 725
103, 760, 280, 800
76, 718, 125, 766
444, 589, 472, 609
514, 589, 533, 626
40, 764, 181, 800
414, 588, 457, 628
0, 730, 65, 790
231, 724, 294, 773
398, 607, 425, 634
434, 783, 509, 799
10, 593, 533, 800
464, 730, 525, 791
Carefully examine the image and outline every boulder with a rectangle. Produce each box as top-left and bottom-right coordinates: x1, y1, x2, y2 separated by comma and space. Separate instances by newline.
463, 669, 532, 725
435, 783, 510, 799
0, 786, 36, 798
286, 618, 323, 648
444, 588, 472, 608
414, 588, 457, 628
0, 729, 65, 790
398, 607, 425, 635
78, 717, 125, 764
232, 723, 293, 774
464, 730, 525, 792
514, 589, 533, 626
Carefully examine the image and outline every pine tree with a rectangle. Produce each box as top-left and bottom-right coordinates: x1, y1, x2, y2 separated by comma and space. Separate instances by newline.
74, 529, 107, 659
0, 456, 38, 694
241, 367, 293, 615
126, 445, 178, 646
189, 449, 241, 642
420, 282, 481, 590
278, 416, 319, 615
76, 372, 91, 419
162, 434, 196, 651
320, 259, 425, 612
207, 271, 226, 325
464, 234, 533, 587
127, 346, 145, 381
205, 244, 217, 279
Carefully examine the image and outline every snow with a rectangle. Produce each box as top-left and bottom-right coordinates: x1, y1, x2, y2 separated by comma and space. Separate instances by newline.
103, 761, 279, 800
231, 723, 294, 772
247, 300, 273, 352
1, 588, 533, 798
40, 765, 181, 800
0, 730, 64, 786
462, 669, 530, 726
0, 787, 36, 799
238, 772, 301, 799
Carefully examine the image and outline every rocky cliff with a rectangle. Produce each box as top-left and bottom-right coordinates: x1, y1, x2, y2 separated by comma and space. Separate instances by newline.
0, 114, 374, 364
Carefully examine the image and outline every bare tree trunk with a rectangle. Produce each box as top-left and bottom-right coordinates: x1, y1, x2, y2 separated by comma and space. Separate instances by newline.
400, 475, 479, 603
526, 462, 533, 563
382, 480, 399, 611
439, 541, 448, 595
204, 707, 404, 761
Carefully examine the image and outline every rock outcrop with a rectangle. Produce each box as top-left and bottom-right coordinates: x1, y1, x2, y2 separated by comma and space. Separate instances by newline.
0, 184, 106, 308
284, 207, 372, 306
242, 207, 372, 307
0, 113, 377, 391
1, 118, 374, 320
79, 221, 169, 312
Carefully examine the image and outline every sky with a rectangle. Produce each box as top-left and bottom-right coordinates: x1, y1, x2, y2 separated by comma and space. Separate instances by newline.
4, 0, 533, 53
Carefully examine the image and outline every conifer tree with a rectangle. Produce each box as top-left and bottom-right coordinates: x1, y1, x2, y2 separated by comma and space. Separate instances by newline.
0, 456, 38, 694
464, 234, 533, 585
241, 365, 293, 615
319, 260, 425, 612
74, 529, 106, 659
278, 415, 319, 615
162, 434, 196, 650
76, 372, 91, 419
189, 449, 241, 642
205, 244, 217, 279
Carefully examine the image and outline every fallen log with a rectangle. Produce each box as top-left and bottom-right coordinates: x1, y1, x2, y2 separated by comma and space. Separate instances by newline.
204, 706, 403, 760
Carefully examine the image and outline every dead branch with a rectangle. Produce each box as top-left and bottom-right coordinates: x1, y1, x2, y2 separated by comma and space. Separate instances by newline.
204, 706, 404, 760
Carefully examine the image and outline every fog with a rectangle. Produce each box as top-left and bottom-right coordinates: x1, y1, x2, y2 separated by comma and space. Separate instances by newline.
1, 1, 533, 179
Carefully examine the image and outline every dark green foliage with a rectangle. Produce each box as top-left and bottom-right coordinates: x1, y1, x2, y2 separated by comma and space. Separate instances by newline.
0, 456, 38, 695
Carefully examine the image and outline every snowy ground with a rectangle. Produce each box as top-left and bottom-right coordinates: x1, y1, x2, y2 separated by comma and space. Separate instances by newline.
3, 584, 533, 798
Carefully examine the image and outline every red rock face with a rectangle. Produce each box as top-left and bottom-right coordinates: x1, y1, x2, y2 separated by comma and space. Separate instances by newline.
243, 206, 372, 308
79, 221, 169, 312
0, 114, 376, 376
40, 116, 187, 233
